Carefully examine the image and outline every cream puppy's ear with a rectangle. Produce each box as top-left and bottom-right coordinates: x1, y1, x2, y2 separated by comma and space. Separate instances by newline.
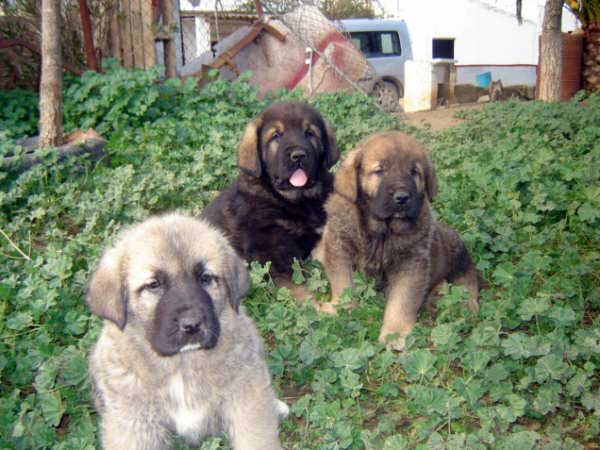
223, 246, 250, 313
86, 246, 128, 329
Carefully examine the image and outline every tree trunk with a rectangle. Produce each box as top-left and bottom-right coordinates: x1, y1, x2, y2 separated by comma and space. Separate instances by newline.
78, 0, 99, 72
539, 0, 564, 101
39, 0, 63, 147
583, 22, 600, 93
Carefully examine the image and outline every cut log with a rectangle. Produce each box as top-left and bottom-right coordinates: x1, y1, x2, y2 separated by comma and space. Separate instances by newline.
4, 129, 107, 171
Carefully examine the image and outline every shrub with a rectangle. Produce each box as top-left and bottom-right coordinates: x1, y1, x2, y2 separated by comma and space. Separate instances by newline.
0, 66, 598, 449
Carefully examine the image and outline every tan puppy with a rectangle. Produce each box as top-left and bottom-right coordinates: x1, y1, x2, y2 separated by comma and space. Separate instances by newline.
314, 131, 479, 350
87, 214, 287, 450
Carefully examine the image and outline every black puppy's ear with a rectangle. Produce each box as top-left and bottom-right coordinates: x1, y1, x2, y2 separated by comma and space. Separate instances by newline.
223, 248, 250, 313
424, 155, 437, 202
334, 147, 361, 203
86, 248, 128, 329
238, 117, 264, 178
323, 121, 340, 169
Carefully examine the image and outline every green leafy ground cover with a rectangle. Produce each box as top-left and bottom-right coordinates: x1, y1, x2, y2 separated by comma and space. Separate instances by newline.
0, 65, 598, 449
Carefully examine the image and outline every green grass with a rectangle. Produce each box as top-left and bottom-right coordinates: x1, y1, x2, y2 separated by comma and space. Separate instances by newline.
0, 64, 598, 449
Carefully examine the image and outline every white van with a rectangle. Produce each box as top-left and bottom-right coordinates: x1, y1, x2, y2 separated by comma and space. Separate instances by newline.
337, 18, 412, 111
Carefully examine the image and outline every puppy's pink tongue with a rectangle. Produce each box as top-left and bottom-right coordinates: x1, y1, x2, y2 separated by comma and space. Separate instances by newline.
290, 169, 308, 187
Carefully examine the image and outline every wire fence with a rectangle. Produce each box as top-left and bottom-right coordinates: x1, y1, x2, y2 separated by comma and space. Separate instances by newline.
261, 3, 374, 96
178, 1, 381, 106
0, 0, 384, 106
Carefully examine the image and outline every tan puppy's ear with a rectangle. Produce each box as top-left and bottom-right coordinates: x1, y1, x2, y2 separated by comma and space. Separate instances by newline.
323, 121, 340, 169
238, 117, 264, 178
223, 247, 250, 313
424, 155, 438, 202
334, 147, 361, 203
86, 247, 128, 329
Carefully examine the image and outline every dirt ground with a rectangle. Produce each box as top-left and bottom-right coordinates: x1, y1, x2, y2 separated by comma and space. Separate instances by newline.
400, 103, 485, 131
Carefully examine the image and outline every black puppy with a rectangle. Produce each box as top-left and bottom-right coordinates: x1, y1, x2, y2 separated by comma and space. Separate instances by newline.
202, 101, 339, 292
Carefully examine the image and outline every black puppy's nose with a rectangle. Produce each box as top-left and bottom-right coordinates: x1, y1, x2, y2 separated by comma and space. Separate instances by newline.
393, 191, 410, 205
179, 317, 201, 335
290, 149, 306, 162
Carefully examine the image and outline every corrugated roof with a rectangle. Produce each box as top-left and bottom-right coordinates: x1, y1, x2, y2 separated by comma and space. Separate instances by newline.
179, 10, 259, 21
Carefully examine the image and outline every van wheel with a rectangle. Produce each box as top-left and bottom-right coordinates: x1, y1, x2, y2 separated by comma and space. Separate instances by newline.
372, 80, 399, 112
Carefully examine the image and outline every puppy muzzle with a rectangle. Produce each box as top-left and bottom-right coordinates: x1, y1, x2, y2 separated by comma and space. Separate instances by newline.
150, 290, 221, 356
274, 144, 318, 190
176, 310, 219, 350
370, 182, 423, 222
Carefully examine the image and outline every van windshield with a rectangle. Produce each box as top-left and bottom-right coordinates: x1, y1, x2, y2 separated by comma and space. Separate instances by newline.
349, 31, 402, 57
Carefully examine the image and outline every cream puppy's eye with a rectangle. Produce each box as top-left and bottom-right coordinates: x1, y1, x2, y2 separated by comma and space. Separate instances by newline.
199, 272, 217, 287
144, 279, 161, 292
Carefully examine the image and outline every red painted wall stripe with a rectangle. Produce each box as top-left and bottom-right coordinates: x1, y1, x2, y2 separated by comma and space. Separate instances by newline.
284, 31, 350, 90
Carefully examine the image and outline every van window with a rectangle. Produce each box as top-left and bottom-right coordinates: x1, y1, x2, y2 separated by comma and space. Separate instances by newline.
350, 33, 371, 54
349, 31, 401, 57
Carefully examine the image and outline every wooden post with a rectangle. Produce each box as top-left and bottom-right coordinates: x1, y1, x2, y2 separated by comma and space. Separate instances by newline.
110, 2, 123, 64
131, 0, 145, 67
254, 0, 264, 18
161, 0, 177, 78
122, 0, 134, 68
141, 0, 156, 68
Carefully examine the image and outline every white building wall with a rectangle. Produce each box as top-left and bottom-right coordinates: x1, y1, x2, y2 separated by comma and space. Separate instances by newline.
180, 0, 240, 11
375, 0, 579, 66
483, 0, 579, 32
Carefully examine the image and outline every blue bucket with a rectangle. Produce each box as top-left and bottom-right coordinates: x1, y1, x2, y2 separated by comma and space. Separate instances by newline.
476, 71, 492, 88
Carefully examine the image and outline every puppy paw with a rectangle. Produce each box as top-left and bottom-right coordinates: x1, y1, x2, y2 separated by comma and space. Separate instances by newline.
378, 332, 406, 352
273, 277, 312, 302
314, 301, 338, 316
468, 297, 480, 313
274, 399, 290, 420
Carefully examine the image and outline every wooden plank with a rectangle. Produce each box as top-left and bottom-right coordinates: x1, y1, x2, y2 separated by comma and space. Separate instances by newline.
110, 1, 122, 64
141, 0, 155, 68
121, 0, 134, 68
131, 0, 145, 67
206, 22, 286, 73
161, 0, 176, 78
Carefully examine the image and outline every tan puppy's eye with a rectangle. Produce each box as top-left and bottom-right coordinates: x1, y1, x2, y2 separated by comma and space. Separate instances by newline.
271, 131, 282, 141
372, 168, 384, 176
411, 167, 420, 177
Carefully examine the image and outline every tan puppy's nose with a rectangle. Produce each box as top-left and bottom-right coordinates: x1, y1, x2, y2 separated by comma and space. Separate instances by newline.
393, 190, 410, 205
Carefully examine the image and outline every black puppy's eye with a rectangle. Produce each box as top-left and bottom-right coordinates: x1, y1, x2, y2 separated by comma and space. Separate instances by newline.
305, 129, 315, 139
411, 167, 420, 177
